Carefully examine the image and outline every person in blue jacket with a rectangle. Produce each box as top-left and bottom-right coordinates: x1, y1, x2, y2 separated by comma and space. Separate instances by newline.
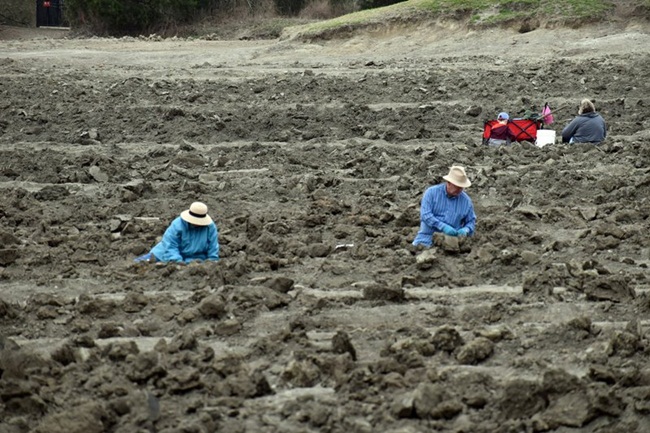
412, 166, 477, 248
561, 99, 606, 144
135, 201, 219, 263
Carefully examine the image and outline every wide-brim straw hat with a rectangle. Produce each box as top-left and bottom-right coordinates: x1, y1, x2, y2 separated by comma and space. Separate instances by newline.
443, 166, 471, 188
180, 202, 213, 226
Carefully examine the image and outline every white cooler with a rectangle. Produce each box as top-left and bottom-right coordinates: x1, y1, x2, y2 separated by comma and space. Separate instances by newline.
536, 129, 556, 147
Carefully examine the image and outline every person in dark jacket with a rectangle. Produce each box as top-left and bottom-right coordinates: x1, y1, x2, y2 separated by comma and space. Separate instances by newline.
561, 99, 606, 144
487, 112, 517, 147
135, 201, 219, 263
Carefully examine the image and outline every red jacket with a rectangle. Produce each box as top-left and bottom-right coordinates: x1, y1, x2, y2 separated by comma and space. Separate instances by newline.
490, 123, 516, 141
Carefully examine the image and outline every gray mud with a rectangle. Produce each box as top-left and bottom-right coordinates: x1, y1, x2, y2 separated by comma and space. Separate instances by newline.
1, 23, 650, 433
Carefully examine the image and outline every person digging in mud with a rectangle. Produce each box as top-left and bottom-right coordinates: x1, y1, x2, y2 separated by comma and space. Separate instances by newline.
412, 166, 476, 248
135, 201, 219, 263
561, 98, 606, 144
487, 112, 517, 147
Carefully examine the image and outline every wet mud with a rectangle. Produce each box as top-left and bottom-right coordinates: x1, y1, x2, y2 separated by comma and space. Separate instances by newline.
1, 24, 650, 432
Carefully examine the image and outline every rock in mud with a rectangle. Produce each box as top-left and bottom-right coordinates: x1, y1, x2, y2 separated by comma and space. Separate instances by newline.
362, 283, 405, 302
522, 263, 574, 296
33, 185, 69, 201
591, 385, 625, 417
198, 294, 227, 319
431, 326, 464, 353
50, 342, 80, 366
127, 351, 165, 383
0, 340, 50, 380
567, 316, 594, 334
76, 296, 117, 319
392, 393, 415, 418
227, 285, 289, 311
415, 249, 437, 270
166, 331, 198, 353
388, 336, 436, 358
497, 379, 546, 420
282, 357, 322, 387
0, 231, 20, 245
121, 292, 149, 313
0, 299, 19, 319
0, 249, 18, 266
308, 243, 331, 258
541, 368, 584, 394
610, 320, 644, 357
579, 206, 598, 221
164, 367, 202, 393
539, 391, 596, 428
214, 318, 242, 336
263, 276, 295, 293
464, 105, 482, 117
332, 330, 357, 361
33, 401, 107, 433
456, 337, 494, 365
581, 274, 635, 302
102, 341, 139, 361
519, 250, 539, 265
413, 383, 463, 419
433, 233, 460, 253
88, 166, 108, 183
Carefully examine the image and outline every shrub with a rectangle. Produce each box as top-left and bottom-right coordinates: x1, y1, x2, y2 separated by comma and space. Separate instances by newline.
357, 0, 406, 10
299, 0, 358, 19
275, 0, 307, 15
65, 0, 200, 35
1, 0, 33, 26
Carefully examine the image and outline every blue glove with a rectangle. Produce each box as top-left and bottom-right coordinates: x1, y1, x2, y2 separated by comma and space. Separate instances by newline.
441, 225, 457, 236
457, 228, 470, 237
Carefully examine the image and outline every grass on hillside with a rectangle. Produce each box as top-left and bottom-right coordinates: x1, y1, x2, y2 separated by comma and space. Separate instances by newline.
282, 0, 621, 39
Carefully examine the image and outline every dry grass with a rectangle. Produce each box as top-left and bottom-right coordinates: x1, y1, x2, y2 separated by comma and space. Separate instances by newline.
281, 0, 650, 41
299, 0, 359, 20
177, 0, 357, 40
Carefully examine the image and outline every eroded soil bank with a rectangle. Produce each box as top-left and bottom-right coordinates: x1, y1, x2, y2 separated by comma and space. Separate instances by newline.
1, 22, 650, 433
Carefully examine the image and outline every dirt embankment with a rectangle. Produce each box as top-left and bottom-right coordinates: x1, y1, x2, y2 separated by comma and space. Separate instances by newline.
1, 20, 650, 433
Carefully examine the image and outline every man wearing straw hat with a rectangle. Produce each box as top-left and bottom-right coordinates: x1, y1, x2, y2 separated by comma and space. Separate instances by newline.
135, 201, 219, 263
412, 166, 476, 248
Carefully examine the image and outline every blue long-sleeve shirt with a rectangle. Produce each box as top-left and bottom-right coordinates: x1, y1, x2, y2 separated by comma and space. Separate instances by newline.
150, 217, 219, 263
413, 183, 476, 247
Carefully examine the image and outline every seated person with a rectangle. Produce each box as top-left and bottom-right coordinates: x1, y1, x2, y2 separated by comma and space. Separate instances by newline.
412, 166, 476, 248
561, 98, 606, 144
487, 112, 517, 147
135, 201, 219, 263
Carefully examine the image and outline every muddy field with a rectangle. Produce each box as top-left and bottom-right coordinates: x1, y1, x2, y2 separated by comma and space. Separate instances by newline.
1, 22, 650, 433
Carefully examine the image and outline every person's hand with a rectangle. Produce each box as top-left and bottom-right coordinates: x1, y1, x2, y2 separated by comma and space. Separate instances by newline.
457, 228, 470, 237
441, 225, 457, 236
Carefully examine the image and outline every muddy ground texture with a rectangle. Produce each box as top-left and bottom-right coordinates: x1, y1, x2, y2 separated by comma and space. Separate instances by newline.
1, 23, 650, 433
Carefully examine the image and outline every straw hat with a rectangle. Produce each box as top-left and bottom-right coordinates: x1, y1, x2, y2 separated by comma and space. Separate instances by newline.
443, 166, 471, 188
180, 202, 213, 226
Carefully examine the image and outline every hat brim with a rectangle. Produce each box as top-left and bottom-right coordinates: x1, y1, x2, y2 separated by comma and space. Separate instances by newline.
180, 210, 213, 226
443, 175, 471, 188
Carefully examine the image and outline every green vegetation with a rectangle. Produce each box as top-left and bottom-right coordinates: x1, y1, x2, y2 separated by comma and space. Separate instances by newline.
1, 0, 34, 26
10, 0, 648, 38
406, 0, 612, 17
62, 0, 356, 36
283, 0, 625, 39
